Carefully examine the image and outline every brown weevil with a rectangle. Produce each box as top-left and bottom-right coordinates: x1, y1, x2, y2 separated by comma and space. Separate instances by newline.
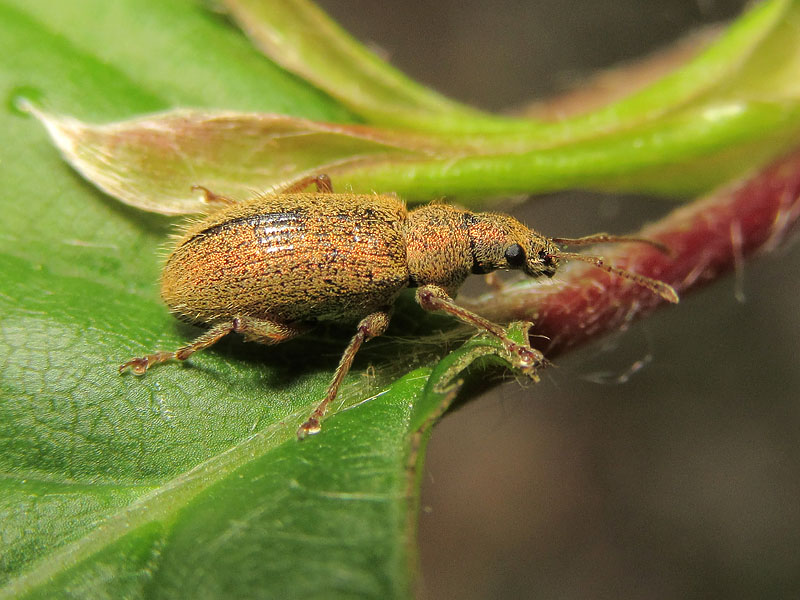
121, 175, 678, 439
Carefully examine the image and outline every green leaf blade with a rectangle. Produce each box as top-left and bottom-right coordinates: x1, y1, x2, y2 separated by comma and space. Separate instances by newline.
2, 366, 439, 600
4, 0, 800, 597
0, 1, 435, 595
1, 0, 352, 120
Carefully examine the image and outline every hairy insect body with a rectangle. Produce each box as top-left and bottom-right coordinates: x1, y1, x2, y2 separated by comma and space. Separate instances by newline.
122, 176, 677, 439
163, 196, 558, 326
405, 204, 473, 295
162, 194, 409, 324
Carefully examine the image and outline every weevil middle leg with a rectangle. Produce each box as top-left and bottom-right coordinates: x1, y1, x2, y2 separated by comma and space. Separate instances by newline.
297, 310, 391, 439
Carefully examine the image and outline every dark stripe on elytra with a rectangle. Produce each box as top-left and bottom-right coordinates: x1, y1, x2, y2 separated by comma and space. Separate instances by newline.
182, 211, 305, 247
335, 207, 378, 221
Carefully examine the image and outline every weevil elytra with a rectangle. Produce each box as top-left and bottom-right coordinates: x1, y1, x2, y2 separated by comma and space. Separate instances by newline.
121, 175, 678, 439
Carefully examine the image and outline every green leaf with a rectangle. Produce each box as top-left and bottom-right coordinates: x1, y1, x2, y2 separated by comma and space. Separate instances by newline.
27, 0, 800, 207
3, 0, 799, 598
0, 1, 455, 597
224, 0, 797, 137
23, 107, 433, 215
1, 2, 551, 597
230, 0, 800, 194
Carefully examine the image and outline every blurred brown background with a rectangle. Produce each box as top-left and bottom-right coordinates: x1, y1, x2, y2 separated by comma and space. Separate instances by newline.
317, 1, 800, 598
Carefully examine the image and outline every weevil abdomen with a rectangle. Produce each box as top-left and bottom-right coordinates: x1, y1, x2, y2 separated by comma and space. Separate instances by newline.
161, 193, 410, 324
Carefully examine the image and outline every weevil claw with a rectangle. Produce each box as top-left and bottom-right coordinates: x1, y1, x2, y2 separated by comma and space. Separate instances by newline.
297, 418, 321, 440
119, 357, 149, 375
513, 345, 536, 369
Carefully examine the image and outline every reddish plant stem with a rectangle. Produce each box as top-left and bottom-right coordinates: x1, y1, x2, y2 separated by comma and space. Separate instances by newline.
467, 147, 800, 356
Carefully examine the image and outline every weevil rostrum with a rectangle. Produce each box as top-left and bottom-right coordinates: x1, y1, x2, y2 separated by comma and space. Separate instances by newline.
121, 175, 678, 439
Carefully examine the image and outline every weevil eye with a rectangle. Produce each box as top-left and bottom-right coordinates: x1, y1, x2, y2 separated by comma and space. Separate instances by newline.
504, 243, 526, 267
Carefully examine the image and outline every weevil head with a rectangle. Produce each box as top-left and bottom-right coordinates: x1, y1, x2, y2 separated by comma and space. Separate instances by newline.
468, 213, 560, 278
462, 211, 680, 303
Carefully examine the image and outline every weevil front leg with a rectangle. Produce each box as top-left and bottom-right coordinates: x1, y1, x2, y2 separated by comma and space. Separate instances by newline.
297, 310, 391, 440
416, 284, 543, 371
119, 316, 304, 374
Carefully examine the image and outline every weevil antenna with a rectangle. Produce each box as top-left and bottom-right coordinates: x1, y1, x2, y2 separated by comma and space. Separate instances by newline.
556, 251, 679, 303
551, 234, 673, 256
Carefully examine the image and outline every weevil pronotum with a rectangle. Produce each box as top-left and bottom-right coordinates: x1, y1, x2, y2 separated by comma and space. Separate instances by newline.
120, 175, 678, 439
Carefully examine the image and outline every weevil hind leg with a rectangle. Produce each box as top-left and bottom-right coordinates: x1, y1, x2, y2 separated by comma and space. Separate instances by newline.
119, 315, 302, 375
279, 174, 333, 194
416, 284, 543, 371
297, 310, 391, 440
235, 317, 307, 345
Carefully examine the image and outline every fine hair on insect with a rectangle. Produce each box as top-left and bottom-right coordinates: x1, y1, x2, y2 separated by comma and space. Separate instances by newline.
120, 175, 678, 439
